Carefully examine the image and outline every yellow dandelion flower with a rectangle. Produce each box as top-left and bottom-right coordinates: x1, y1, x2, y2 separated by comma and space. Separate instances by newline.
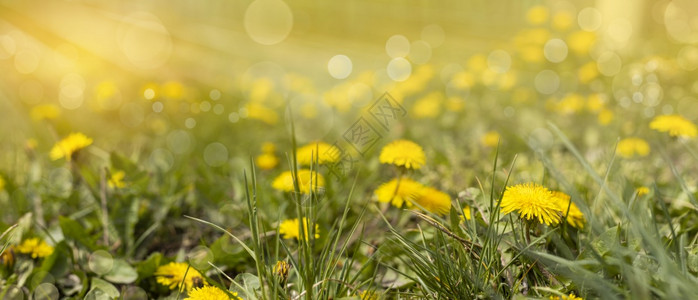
461, 206, 472, 222
359, 290, 378, 300
551, 191, 585, 229
108, 170, 126, 188
481, 131, 500, 148
255, 153, 279, 170
296, 142, 340, 165
526, 5, 548, 25
162, 81, 185, 100
278, 218, 319, 241
567, 31, 596, 56
550, 293, 583, 300
552, 11, 574, 32
0, 246, 14, 267
246, 103, 279, 125
273, 260, 290, 282
30, 104, 61, 121
379, 140, 426, 170
374, 178, 424, 208
272, 170, 325, 194
578, 62, 599, 84
414, 187, 452, 216
445, 97, 465, 112
500, 183, 562, 225
186, 286, 241, 300
154, 262, 205, 292
16, 238, 54, 259
636, 186, 650, 196
412, 92, 442, 119
616, 138, 650, 158
598, 109, 614, 125
0, 176, 5, 191
50, 133, 93, 161
649, 114, 697, 138
586, 94, 604, 112
261, 142, 276, 154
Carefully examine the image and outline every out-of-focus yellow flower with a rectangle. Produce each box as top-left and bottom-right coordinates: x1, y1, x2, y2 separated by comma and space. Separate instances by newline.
578, 61, 599, 84
30, 104, 60, 121
108, 170, 126, 188
278, 218, 319, 241
256, 153, 279, 170
261, 142, 276, 154
412, 92, 442, 119
379, 139, 426, 170
586, 94, 604, 112
567, 31, 596, 56
556, 94, 585, 115
154, 262, 205, 292
481, 131, 500, 148
616, 138, 650, 158
16, 238, 54, 259
375, 178, 423, 208
551, 191, 585, 229
552, 11, 574, 31
467, 54, 488, 73
451, 71, 476, 89
359, 290, 378, 300
497, 72, 518, 90
445, 97, 465, 112
461, 206, 472, 222
514, 29, 550, 63
636, 186, 650, 196
162, 81, 185, 100
500, 183, 562, 226
649, 114, 697, 138
598, 109, 614, 125
246, 102, 279, 125
25, 138, 38, 151
526, 5, 549, 25
0, 176, 5, 191
0, 246, 14, 267
296, 142, 341, 165
415, 186, 452, 215
249, 78, 273, 103
49, 132, 93, 161
186, 286, 241, 300
272, 170, 325, 194
92, 81, 121, 111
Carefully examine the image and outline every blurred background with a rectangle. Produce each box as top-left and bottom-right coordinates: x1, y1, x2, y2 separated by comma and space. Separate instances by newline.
1, 0, 698, 165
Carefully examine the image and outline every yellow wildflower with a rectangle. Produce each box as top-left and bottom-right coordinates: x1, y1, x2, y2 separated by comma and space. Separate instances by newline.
154, 262, 205, 292
414, 187, 452, 216
246, 103, 279, 125
16, 238, 54, 259
636, 186, 650, 196
359, 290, 378, 300
278, 218, 319, 241
296, 142, 340, 165
500, 183, 562, 226
108, 170, 126, 188
272, 170, 325, 194
30, 104, 60, 121
649, 114, 697, 138
256, 153, 279, 170
552, 11, 574, 32
526, 5, 548, 25
412, 92, 442, 119
461, 206, 472, 222
0, 176, 5, 191
186, 286, 241, 300
481, 131, 500, 148
375, 178, 424, 208
598, 109, 614, 125
50, 133, 93, 161
551, 191, 585, 229
550, 293, 583, 300
273, 260, 290, 282
616, 138, 650, 158
379, 139, 426, 170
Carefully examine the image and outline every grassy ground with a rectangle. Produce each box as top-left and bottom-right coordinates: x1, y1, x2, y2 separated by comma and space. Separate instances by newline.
1, 1, 698, 299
